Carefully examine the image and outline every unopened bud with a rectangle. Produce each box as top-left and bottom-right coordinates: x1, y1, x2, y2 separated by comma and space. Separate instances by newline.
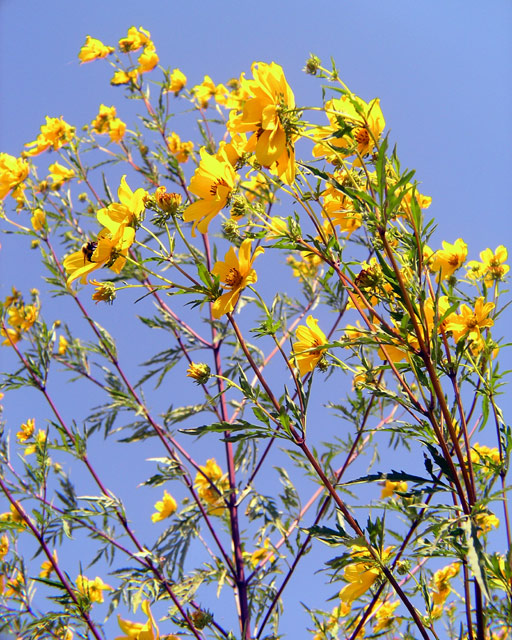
186, 362, 211, 385
304, 54, 321, 75
155, 186, 182, 214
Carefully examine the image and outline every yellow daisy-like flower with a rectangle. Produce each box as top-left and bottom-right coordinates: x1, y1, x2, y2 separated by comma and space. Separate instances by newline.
228, 61, 297, 184
111, 70, 138, 86
474, 511, 499, 535
380, 480, 408, 499
425, 238, 468, 281
194, 458, 229, 516
183, 148, 236, 235
78, 36, 114, 63
211, 239, 264, 319
467, 245, 509, 288
48, 162, 75, 189
118, 26, 152, 53
97, 175, 147, 229
137, 46, 159, 74
24, 429, 47, 456
167, 132, 194, 163
91, 105, 117, 134
63, 225, 135, 287
116, 600, 160, 640
249, 538, 275, 567
168, 68, 187, 93
312, 94, 385, 166
24, 117, 75, 157
193, 75, 228, 108
16, 418, 35, 443
339, 546, 392, 604
374, 600, 400, 632
444, 297, 494, 343
39, 550, 58, 579
151, 490, 178, 523
431, 563, 460, 606
0, 534, 9, 559
76, 575, 112, 604
291, 315, 328, 377
58, 335, 69, 355
0, 153, 29, 200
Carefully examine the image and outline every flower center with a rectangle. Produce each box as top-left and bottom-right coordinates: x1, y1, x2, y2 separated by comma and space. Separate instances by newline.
224, 267, 243, 288
465, 315, 478, 329
448, 254, 461, 266
209, 178, 229, 197
354, 128, 370, 145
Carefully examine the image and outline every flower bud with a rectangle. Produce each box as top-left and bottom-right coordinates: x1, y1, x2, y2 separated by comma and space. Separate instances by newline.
155, 186, 182, 214
190, 609, 213, 630
186, 362, 210, 385
304, 54, 321, 75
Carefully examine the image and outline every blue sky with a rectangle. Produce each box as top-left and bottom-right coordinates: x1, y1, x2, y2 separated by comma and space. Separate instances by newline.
1, 0, 511, 637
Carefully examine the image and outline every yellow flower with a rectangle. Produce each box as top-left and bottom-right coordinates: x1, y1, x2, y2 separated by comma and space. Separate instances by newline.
116, 600, 160, 640
4, 570, 24, 598
312, 95, 385, 166
475, 511, 499, 534
444, 297, 494, 343
264, 216, 288, 239
118, 27, 152, 53
339, 546, 392, 604
108, 118, 127, 143
63, 225, 135, 287
111, 70, 138, 86
194, 459, 229, 516
321, 183, 361, 237
91, 105, 117, 134
183, 148, 236, 235
167, 132, 194, 163
24, 429, 47, 456
48, 162, 75, 189
137, 46, 159, 74
467, 245, 509, 287
155, 186, 182, 214
90, 280, 117, 304
380, 480, 408, 499
425, 238, 468, 281
399, 184, 432, 218
291, 316, 328, 377
97, 175, 147, 229
24, 117, 75, 156
76, 575, 112, 604
374, 600, 399, 632
211, 239, 264, 319
249, 538, 275, 567
186, 362, 211, 384
151, 490, 178, 523
168, 68, 187, 93
58, 335, 69, 355
470, 443, 501, 471
39, 550, 58, 579
0, 534, 9, 559
431, 563, 459, 606
287, 253, 322, 280
91, 106, 126, 143
228, 61, 297, 184
193, 75, 228, 108
78, 36, 114, 63
0, 153, 29, 199
16, 418, 35, 443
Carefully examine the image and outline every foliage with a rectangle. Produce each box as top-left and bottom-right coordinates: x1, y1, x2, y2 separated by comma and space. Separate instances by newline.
0, 29, 510, 640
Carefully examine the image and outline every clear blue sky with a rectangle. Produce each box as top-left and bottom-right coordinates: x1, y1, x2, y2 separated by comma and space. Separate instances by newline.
1, 1, 511, 637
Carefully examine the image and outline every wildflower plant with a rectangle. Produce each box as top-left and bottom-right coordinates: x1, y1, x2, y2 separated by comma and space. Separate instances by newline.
0, 31, 510, 640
